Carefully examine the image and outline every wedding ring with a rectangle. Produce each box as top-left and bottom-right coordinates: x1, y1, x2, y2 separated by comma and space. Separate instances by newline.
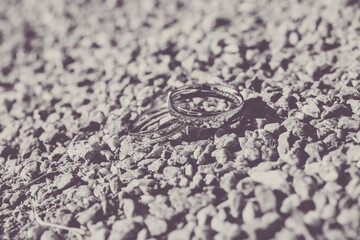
127, 106, 185, 144
128, 84, 245, 143
167, 84, 244, 128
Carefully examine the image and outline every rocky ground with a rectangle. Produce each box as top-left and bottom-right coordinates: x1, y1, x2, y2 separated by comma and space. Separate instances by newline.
1, 0, 360, 239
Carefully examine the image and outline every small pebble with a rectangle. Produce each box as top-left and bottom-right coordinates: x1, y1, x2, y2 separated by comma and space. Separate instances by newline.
275, 228, 298, 240
303, 210, 321, 228
264, 122, 281, 134
20, 161, 40, 180
254, 185, 277, 213
145, 215, 168, 236
301, 103, 320, 118
337, 117, 360, 130
40, 230, 59, 240
211, 148, 233, 164
90, 227, 108, 240
228, 190, 245, 218
124, 198, 135, 219
293, 173, 317, 199
10, 191, 25, 206
211, 209, 241, 238
148, 159, 163, 172
108, 219, 137, 240
54, 172, 75, 189
236, 177, 255, 196
242, 200, 260, 224
76, 203, 102, 224
185, 164, 195, 177
27, 225, 46, 240
280, 194, 301, 214
321, 103, 351, 119
163, 166, 180, 179
167, 225, 193, 240
249, 170, 290, 193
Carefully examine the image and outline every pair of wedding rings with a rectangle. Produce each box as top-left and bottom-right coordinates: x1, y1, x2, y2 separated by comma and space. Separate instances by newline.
127, 84, 245, 143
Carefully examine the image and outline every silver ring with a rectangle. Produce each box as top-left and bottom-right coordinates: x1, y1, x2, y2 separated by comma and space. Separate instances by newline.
127, 106, 185, 144
167, 84, 244, 128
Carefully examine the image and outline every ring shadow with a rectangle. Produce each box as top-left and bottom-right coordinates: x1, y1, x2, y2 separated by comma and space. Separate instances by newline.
179, 97, 283, 142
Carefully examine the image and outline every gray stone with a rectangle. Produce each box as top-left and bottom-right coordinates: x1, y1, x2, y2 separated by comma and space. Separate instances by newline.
337, 117, 360, 130
260, 212, 282, 231
9, 191, 25, 206
136, 228, 148, 240
348, 99, 360, 115
211, 148, 232, 164
220, 172, 239, 192
345, 177, 360, 199
347, 145, 360, 162
304, 141, 326, 161
280, 194, 301, 214
228, 190, 245, 218
303, 210, 321, 228
264, 122, 281, 134
211, 209, 241, 238
20, 161, 40, 180
124, 198, 135, 219
102, 134, 121, 152
76, 203, 102, 225
167, 223, 194, 240
275, 228, 298, 240
148, 201, 177, 221
293, 173, 317, 199
68, 140, 104, 163
147, 145, 164, 158
90, 227, 108, 240
302, 103, 320, 118
193, 226, 213, 240
185, 164, 195, 177
40, 230, 59, 240
109, 177, 121, 194
145, 215, 168, 236
243, 148, 261, 162
163, 166, 180, 179
148, 159, 163, 172
27, 225, 46, 240
76, 185, 93, 198
196, 204, 217, 226
321, 103, 351, 119
236, 177, 255, 196
320, 204, 336, 220
337, 207, 360, 228
249, 170, 290, 193
254, 185, 277, 213
318, 164, 339, 182
340, 86, 360, 99
108, 219, 137, 240
242, 200, 260, 224
214, 133, 240, 150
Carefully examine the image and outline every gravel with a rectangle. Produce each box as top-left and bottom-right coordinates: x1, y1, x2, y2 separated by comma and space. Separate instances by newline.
1, 0, 360, 239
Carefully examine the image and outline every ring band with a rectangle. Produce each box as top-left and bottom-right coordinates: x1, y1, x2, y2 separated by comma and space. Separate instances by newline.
128, 84, 245, 143
127, 106, 185, 144
167, 84, 244, 128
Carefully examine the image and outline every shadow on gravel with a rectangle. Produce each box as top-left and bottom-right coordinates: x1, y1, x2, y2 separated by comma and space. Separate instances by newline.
229, 97, 283, 135
176, 97, 283, 143
241, 97, 283, 122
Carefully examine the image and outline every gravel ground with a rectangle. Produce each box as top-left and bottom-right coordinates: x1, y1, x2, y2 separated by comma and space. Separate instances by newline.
1, 0, 360, 239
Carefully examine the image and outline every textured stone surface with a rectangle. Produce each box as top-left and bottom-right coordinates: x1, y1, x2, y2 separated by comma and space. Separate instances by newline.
1, 1, 360, 240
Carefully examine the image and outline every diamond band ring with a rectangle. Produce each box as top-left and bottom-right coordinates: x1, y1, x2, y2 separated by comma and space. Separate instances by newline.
128, 84, 244, 143
127, 106, 186, 144
168, 84, 245, 128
